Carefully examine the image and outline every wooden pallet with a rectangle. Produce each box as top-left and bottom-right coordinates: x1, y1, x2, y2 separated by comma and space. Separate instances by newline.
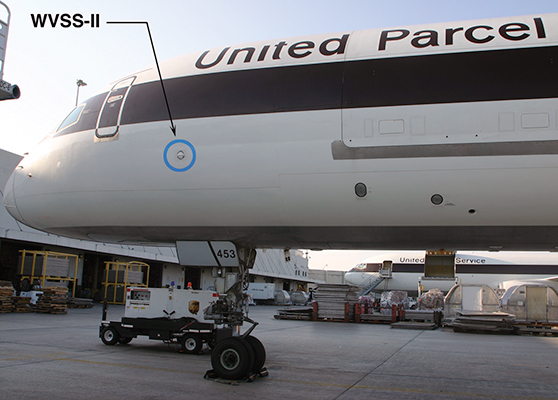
391, 322, 438, 330
35, 287, 68, 314
11, 296, 33, 313
359, 313, 394, 323
67, 298, 94, 308
274, 307, 313, 321
404, 310, 436, 322
0, 287, 14, 312
450, 311, 517, 334
516, 324, 558, 336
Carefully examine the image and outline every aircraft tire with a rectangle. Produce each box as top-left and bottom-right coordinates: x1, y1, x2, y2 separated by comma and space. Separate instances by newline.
100, 326, 119, 345
211, 337, 254, 380
180, 334, 203, 354
245, 335, 266, 373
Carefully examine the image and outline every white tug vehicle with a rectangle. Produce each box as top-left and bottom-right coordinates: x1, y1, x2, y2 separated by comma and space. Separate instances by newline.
100, 248, 267, 381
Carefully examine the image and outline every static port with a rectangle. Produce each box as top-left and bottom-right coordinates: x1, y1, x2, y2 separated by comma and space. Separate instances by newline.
431, 194, 443, 205
355, 182, 367, 198
469, 209, 476, 214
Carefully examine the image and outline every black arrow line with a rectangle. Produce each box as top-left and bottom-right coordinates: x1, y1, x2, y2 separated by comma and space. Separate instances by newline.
107, 21, 176, 136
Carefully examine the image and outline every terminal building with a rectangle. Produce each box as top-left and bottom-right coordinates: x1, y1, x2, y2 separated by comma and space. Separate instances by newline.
0, 149, 313, 300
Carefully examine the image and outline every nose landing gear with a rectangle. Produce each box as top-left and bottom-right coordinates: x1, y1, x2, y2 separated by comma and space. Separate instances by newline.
204, 247, 268, 382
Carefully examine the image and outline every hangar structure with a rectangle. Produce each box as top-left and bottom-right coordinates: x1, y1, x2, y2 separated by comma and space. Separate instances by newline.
0, 149, 313, 300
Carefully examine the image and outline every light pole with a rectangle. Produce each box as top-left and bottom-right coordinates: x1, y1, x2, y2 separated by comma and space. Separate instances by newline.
75, 79, 87, 106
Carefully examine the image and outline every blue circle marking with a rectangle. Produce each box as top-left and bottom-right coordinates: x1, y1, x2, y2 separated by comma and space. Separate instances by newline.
163, 139, 196, 172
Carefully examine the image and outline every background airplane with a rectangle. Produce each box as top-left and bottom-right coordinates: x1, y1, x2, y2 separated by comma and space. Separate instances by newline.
344, 251, 558, 296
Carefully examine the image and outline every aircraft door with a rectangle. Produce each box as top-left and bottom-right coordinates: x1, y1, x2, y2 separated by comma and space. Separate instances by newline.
380, 260, 392, 277
95, 76, 135, 138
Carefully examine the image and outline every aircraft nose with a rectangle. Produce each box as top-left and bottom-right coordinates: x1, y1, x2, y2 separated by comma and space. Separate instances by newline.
3, 167, 26, 224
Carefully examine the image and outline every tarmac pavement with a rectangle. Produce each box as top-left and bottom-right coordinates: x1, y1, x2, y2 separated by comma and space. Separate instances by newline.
1, 304, 557, 400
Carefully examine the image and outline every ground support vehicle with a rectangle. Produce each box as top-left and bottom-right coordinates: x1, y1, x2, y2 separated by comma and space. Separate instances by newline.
245, 282, 275, 304
100, 315, 217, 354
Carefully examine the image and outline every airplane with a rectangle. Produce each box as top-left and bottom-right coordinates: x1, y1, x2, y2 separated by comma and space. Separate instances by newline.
4, 14, 558, 253
344, 251, 558, 296
3, 13, 558, 378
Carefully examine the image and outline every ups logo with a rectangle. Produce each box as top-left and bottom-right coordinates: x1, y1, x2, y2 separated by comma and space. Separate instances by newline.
189, 301, 200, 315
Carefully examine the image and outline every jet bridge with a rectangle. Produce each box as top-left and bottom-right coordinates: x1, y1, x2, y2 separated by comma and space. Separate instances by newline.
0, 1, 20, 101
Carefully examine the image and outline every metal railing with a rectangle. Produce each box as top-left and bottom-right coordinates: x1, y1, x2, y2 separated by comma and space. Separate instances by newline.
358, 273, 386, 297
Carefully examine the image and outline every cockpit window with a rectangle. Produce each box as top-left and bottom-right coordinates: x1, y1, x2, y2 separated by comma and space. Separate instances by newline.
53, 92, 107, 137
57, 105, 84, 132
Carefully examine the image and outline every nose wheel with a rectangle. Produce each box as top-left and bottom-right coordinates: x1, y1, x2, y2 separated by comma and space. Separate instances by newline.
244, 335, 266, 374
209, 335, 267, 381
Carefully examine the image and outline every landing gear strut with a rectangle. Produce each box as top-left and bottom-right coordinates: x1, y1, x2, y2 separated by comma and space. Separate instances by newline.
203, 247, 268, 381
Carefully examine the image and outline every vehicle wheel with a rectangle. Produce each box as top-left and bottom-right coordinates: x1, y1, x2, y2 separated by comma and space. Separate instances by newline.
101, 326, 119, 345
180, 334, 203, 354
119, 337, 133, 345
245, 335, 266, 373
211, 337, 254, 380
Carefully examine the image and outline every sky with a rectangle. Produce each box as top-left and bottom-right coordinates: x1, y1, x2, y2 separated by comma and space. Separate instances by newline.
1, 0, 558, 270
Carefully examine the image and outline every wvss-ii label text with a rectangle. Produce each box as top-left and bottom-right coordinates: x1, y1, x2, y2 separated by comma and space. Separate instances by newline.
31, 13, 100, 28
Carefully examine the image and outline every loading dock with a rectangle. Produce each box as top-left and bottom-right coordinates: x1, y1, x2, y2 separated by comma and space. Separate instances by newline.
17, 250, 78, 297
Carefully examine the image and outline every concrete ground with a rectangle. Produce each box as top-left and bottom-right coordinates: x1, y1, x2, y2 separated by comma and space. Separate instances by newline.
1, 305, 557, 400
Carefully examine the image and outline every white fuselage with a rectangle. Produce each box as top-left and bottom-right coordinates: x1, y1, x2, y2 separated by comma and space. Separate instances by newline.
4, 14, 558, 251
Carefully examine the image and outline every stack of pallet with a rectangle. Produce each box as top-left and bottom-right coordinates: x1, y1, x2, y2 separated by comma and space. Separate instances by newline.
36, 287, 68, 314
0, 286, 14, 313
12, 296, 33, 313
451, 311, 517, 334
314, 284, 360, 320
274, 307, 313, 321
67, 297, 94, 308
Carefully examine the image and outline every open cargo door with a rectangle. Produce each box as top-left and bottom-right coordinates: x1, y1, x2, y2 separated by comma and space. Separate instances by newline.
424, 251, 456, 278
